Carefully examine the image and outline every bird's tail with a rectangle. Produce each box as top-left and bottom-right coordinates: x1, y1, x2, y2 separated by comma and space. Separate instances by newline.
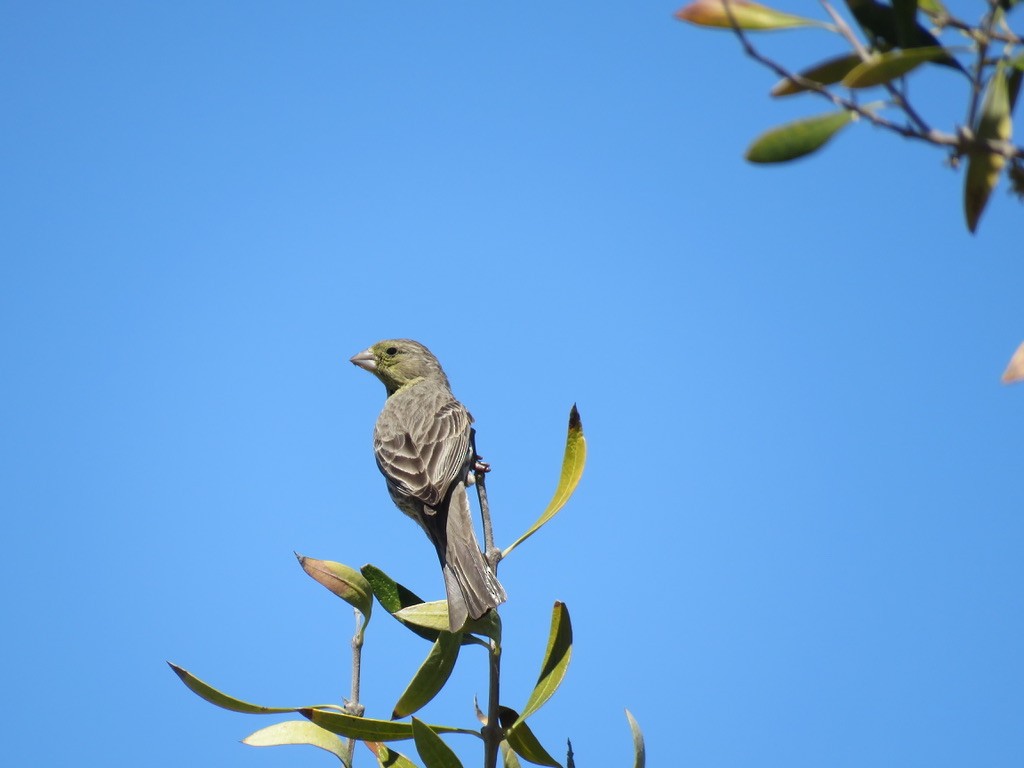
439, 482, 507, 632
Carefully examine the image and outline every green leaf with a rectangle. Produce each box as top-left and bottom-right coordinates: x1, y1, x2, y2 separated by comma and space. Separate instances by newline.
503, 405, 586, 558
501, 743, 524, 768
411, 718, 464, 768
243, 720, 349, 764
918, 0, 946, 16
361, 565, 450, 643
842, 47, 952, 88
965, 65, 1013, 233
362, 564, 428, 614
1008, 54, 1024, 115
393, 601, 452, 631
770, 53, 863, 96
675, 0, 824, 30
366, 741, 422, 768
393, 632, 462, 719
625, 710, 645, 768
393, 601, 501, 642
302, 708, 471, 742
745, 110, 854, 163
168, 663, 296, 714
499, 709, 561, 768
515, 602, 573, 726
297, 553, 374, 618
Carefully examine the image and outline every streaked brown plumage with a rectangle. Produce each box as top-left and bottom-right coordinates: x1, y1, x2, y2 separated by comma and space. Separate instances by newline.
350, 339, 506, 630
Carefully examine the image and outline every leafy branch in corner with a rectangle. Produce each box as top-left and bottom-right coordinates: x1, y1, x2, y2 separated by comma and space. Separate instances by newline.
676, 0, 1024, 232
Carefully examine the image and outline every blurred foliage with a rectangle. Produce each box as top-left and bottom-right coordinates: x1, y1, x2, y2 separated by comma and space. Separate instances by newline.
171, 407, 643, 768
676, 0, 1024, 233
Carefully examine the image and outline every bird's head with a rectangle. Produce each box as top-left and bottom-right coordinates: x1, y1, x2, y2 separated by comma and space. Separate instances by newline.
350, 339, 450, 394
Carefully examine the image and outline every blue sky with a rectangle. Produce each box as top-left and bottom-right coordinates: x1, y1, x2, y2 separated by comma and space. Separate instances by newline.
2, 2, 1022, 766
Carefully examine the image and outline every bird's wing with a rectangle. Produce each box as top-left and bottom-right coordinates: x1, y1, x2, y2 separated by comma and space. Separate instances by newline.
374, 384, 472, 508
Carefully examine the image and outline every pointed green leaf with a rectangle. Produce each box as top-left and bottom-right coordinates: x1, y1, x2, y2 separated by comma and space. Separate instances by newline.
770, 53, 863, 96
625, 710, 645, 768
501, 742, 524, 768
965, 65, 1012, 232
675, 0, 824, 30
499, 709, 561, 768
363, 565, 495, 643
302, 708, 472, 742
745, 110, 854, 163
297, 553, 373, 618
243, 720, 349, 764
465, 609, 503, 642
393, 601, 452, 632
362, 564, 429, 615
361, 565, 449, 643
303, 708, 413, 741
1008, 54, 1024, 115
503, 406, 586, 558
842, 47, 952, 88
514, 603, 573, 726
168, 663, 297, 714
393, 601, 500, 642
393, 631, 462, 719
366, 741, 421, 768
411, 718, 464, 768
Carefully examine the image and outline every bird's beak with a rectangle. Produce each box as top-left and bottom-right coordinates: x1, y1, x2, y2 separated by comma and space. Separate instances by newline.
350, 347, 377, 372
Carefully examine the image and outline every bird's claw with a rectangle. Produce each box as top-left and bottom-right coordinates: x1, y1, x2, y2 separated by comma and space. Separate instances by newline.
474, 457, 491, 474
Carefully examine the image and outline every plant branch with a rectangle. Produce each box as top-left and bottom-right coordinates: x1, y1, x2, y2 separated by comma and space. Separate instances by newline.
471, 430, 502, 572
938, 12, 1023, 46
719, 0, 1023, 160
820, 0, 870, 60
343, 608, 366, 767
966, 0, 1002, 129
817, 0, 932, 134
482, 637, 502, 768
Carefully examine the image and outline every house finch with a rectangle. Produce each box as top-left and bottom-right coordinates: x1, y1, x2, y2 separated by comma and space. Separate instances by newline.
350, 339, 506, 631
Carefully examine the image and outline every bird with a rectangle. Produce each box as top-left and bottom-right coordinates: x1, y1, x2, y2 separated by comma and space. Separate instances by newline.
350, 339, 507, 631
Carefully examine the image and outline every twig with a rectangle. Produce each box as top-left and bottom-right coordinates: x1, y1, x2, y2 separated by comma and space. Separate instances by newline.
938, 13, 1023, 45
820, 0, 870, 60
482, 636, 502, 768
471, 429, 502, 572
719, 0, 1023, 160
966, 0, 1001, 129
344, 607, 366, 767
821, 1, 933, 134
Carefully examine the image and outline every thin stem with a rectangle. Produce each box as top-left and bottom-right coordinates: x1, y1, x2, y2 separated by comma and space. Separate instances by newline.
475, 470, 501, 571
939, 13, 1022, 45
887, 81, 932, 135
820, 0, 869, 60
344, 608, 366, 767
482, 638, 502, 768
966, 1, 1001, 129
471, 429, 502, 572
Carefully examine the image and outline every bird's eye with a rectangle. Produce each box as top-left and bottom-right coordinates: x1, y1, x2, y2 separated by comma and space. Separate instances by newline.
385, 346, 398, 356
